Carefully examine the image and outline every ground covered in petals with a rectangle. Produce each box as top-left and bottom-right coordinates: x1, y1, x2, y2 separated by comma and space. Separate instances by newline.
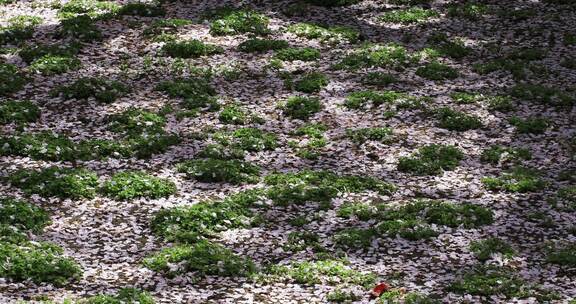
0, 0, 575, 303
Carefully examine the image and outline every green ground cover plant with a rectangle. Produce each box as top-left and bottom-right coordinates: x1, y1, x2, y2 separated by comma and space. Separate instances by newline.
281, 96, 323, 120
480, 145, 531, 165
0, 241, 82, 286
162, 39, 223, 58
102, 171, 177, 200
7, 167, 99, 199
398, 144, 464, 175
435, 107, 482, 131
81, 288, 155, 304
380, 8, 439, 24
0, 63, 26, 96
207, 8, 270, 36
0, 100, 40, 124
265, 259, 376, 287
176, 159, 261, 184
470, 238, 515, 261
294, 72, 329, 93
346, 127, 394, 144
151, 189, 264, 242
287, 23, 359, 43
334, 43, 417, 70
275, 47, 320, 61
144, 240, 255, 277
482, 166, 546, 193
0, 15, 42, 45
416, 62, 459, 80
51, 77, 129, 103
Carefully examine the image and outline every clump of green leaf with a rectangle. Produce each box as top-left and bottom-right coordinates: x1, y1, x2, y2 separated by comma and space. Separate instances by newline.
554, 185, 576, 210
0, 197, 50, 234
388, 0, 431, 4
8, 167, 99, 199
162, 39, 223, 58
51, 77, 128, 103
450, 91, 481, 104
182, 95, 220, 113
334, 43, 417, 70
485, 95, 514, 112
303, 0, 361, 7
337, 201, 378, 220
28, 54, 81, 75
18, 42, 81, 64
333, 228, 375, 249
219, 104, 262, 125
81, 288, 155, 304
507, 48, 547, 61
102, 171, 177, 200
362, 72, 398, 86
144, 240, 256, 277
510, 84, 573, 107
156, 77, 218, 112
380, 8, 439, 24
0, 100, 40, 124
0, 132, 79, 161
143, 18, 192, 39
547, 243, 576, 267
448, 266, 548, 299
266, 259, 376, 287
446, 2, 488, 20
285, 231, 324, 252
470, 238, 515, 261
196, 144, 245, 160
0, 63, 26, 96
416, 61, 459, 80
281, 96, 323, 120
294, 72, 329, 93
287, 22, 359, 43
275, 47, 321, 61
108, 108, 180, 158
379, 291, 440, 304
57, 0, 121, 20
0, 241, 82, 286
435, 107, 482, 131
377, 200, 493, 240
398, 144, 464, 175
151, 189, 264, 242
509, 116, 549, 134
0, 15, 43, 45
214, 128, 278, 152
238, 38, 288, 53
346, 127, 394, 144
327, 289, 361, 302
473, 48, 548, 80
58, 15, 102, 42
206, 8, 270, 36
480, 145, 531, 165
482, 166, 546, 193
156, 77, 215, 98
118, 2, 165, 17
0, 132, 135, 161
427, 33, 471, 59
176, 159, 260, 184
289, 123, 328, 159
264, 170, 395, 206
561, 57, 576, 69
108, 107, 166, 136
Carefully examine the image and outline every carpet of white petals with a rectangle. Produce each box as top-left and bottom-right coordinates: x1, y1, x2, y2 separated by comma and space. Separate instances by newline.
0, 0, 575, 303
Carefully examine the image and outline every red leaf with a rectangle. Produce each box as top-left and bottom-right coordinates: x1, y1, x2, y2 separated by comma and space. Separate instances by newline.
370, 282, 390, 298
